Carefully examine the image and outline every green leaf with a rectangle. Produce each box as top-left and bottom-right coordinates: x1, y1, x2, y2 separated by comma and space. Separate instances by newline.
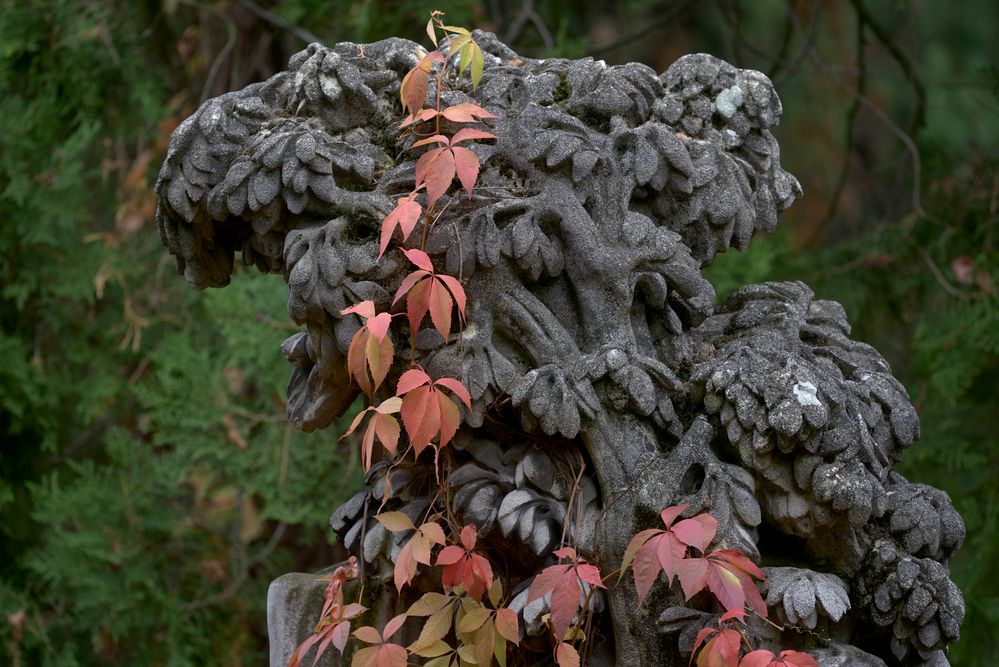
470, 43, 484, 88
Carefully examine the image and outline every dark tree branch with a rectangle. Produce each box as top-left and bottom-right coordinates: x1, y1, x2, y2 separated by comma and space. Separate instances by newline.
821, 10, 867, 231
848, 0, 927, 136
237, 0, 322, 45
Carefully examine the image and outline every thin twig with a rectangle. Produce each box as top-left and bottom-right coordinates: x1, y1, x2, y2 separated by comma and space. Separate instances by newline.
788, 3, 935, 227
917, 247, 979, 301
848, 0, 926, 135
237, 0, 323, 45
821, 8, 867, 231
589, 0, 697, 57
774, 0, 821, 88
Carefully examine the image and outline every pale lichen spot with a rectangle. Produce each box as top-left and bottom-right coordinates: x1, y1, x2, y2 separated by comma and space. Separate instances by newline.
714, 85, 743, 118
793, 381, 821, 407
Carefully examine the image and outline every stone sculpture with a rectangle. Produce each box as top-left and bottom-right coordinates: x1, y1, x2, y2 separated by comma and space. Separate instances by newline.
155, 31, 965, 666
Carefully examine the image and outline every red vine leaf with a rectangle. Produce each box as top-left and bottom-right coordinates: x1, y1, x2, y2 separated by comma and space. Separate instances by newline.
393, 252, 467, 340
527, 547, 605, 643
342, 301, 395, 396
739, 650, 819, 667
691, 625, 742, 667
451, 128, 497, 144
379, 516, 446, 593
622, 504, 713, 605
379, 194, 422, 257
395, 369, 470, 453
436, 524, 494, 600
342, 397, 401, 471
399, 107, 438, 128
286, 559, 363, 667
675, 550, 767, 616
494, 607, 520, 645
555, 641, 580, 667
400, 65, 429, 117
352, 615, 410, 667
451, 146, 480, 196
440, 102, 497, 123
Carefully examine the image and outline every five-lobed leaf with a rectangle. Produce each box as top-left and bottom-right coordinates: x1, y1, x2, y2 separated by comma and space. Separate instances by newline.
343, 398, 401, 471
527, 548, 605, 643
436, 524, 494, 601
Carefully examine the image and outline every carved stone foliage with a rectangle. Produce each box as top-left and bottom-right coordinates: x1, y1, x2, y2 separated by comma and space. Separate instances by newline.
156, 31, 965, 666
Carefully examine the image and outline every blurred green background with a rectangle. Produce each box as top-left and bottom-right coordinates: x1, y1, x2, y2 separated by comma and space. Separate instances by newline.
0, 1, 995, 664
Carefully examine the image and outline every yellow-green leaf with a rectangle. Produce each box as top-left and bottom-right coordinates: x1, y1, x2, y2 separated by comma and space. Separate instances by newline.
458, 42, 473, 77
493, 630, 507, 667
409, 607, 454, 653
442, 25, 471, 36
488, 579, 503, 607
375, 511, 415, 532
456, 606, 491, 633
426, 18, 438, 45
407, 592, 452, 617
412, 639, 452, 658
457, 644, 478, 664
470, 44, 484, 88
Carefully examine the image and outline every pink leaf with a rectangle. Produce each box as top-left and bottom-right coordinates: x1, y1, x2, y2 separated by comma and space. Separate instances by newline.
675, 557, 709, 601
779, 650, 819, 667
460, 524, 477, 551
553, 546, 577, 560
575, 563, 605, 589
405, 278, 431, 334
632, 539, 662, 605
379, 197, 422, 257
705, 561, 745, 614
396, 368, 432, 395
621, 528, 662, 573
330, 620, 351, 653
656, 532, 686, 582
711, 550, 765, 581
451, 145, 480, 196
672, 514, 718, 553
403, 248, 435, 272
341, 300, 376, 319
398, 107, 438, 128
451, 128, 497, 144
392, 269, 428, 306
436, 545, 465, 566
440, 102, 497, 123
549, 573, 580, 640
382, 614, 407, 640
660, 503, 688, 528
495, 608, 520, 644
366, 312, 393, 341
427, 279, 453, 339
740, 650, 778, 667
423, 149, 456, 209
411, 134, 450, 148
555, 642, 580, 667
435, 274, 467, 317
434, 377, 472, 409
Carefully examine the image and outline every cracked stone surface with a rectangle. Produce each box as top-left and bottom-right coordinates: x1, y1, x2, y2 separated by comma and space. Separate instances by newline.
156, 31, 965, 666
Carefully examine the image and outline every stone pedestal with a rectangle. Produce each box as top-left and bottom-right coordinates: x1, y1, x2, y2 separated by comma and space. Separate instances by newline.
267, 573, 342, 667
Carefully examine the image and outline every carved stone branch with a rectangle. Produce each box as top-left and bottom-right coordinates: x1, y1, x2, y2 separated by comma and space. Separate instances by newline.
156, 31, 965, 666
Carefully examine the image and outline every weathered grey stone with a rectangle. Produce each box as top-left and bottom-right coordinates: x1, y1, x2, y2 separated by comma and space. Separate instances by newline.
157, 31, 965, 667
267, 573, 341, 667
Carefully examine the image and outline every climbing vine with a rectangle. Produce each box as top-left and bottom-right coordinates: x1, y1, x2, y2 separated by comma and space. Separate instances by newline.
289, 13, 817, 667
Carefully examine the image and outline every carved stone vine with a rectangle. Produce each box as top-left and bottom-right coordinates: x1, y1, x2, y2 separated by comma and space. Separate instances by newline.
156, 31, 965, 666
